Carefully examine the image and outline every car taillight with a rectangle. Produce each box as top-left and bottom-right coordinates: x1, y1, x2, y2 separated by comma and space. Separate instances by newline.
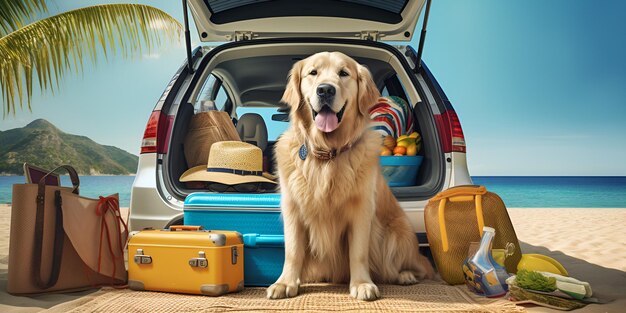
435, 110, 466, 153
140, 111, 170, 154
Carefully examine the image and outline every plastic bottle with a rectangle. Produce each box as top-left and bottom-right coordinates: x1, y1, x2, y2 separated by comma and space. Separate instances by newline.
462, 226, 510, 297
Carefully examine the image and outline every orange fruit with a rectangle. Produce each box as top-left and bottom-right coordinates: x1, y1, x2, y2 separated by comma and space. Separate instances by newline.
380, 147, 392, 156
393, 146, 406, 155
406, 144, 417, 156
394, 153, 404, 156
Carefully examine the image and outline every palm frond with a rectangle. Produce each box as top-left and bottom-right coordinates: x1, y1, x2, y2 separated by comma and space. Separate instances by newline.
0, 0, 47, 36
0, 4, 182, 117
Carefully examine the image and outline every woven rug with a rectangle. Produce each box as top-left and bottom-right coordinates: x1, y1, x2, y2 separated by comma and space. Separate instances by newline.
44, 282, 525, 313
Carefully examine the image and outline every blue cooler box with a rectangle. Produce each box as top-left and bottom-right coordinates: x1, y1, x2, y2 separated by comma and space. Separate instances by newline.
183, 193, 285, 286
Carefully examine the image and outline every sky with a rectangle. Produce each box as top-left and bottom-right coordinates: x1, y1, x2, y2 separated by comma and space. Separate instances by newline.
1, 0, 625, 176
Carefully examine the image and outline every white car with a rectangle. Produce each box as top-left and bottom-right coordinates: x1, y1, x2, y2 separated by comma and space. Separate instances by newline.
129, 0, 472, 246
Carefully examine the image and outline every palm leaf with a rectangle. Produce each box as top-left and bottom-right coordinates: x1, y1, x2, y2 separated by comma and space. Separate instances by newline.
0, 4, 182, 117
0, 0, 47, 36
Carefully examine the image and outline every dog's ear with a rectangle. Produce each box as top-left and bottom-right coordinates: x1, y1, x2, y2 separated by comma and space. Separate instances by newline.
281, 60, 304, 109
357, 64, 380, 116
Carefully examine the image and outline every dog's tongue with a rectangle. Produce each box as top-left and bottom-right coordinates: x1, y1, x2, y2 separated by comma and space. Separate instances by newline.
315, 110, 339, 133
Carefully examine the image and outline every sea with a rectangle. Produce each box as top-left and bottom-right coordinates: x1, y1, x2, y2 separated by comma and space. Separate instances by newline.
1, 176, 625, 208
0, 176, 134, 207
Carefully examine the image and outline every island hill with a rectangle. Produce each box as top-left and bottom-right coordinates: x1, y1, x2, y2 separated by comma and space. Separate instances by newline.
0, 119, 138, 175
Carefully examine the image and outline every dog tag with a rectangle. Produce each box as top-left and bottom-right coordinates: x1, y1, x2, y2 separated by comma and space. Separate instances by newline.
299, 144, 308, 160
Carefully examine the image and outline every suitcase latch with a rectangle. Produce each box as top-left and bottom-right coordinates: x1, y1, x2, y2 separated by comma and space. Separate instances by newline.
231, 246, 238, 264
134, 249, 152, 265
189, 251, 208, 268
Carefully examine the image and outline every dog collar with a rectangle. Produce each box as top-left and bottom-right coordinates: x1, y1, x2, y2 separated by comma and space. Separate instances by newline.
301, 136, 361, 161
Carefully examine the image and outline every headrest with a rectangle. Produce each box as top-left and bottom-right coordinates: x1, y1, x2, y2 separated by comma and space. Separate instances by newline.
236, 113, 268, 152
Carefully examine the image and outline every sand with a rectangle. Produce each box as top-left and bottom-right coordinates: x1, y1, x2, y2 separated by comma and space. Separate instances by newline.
1, 204, 625, 312
501, 209, 626, 312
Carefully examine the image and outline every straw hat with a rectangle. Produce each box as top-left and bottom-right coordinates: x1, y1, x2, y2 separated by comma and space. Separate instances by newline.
179, 141, 276, 185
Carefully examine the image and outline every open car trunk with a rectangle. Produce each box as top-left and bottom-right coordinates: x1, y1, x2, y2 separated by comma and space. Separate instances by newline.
188, 0, 425, 42
162, 39, 445, 202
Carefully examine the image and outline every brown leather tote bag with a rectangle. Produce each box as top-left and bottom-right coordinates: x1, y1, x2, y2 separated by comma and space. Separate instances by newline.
8, 165, 127, 295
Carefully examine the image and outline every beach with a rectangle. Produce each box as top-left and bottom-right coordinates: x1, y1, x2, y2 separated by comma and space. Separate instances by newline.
1, 204, 624, 312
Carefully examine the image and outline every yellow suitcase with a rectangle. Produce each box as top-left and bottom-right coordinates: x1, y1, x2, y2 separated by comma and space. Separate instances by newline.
128, 226, 244, 296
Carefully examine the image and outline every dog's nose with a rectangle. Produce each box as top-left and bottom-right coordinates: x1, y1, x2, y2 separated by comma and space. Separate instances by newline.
316, 84, 336, 98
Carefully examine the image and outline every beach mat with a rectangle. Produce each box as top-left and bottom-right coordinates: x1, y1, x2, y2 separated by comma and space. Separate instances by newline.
43, 282, 525, 313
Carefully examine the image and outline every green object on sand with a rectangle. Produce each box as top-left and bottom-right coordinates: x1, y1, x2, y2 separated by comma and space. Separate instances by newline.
540, 271, 592, 300
506, 271, 596, 310
508, 285, 587, 311
516, 270, 557, 292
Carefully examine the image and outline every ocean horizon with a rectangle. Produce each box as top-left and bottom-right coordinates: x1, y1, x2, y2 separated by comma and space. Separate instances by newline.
1, 175, 625, 208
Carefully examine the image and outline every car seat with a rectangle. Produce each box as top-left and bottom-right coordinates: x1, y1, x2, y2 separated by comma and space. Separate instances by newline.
236, 113, 268, 152
236, 113, 269, 172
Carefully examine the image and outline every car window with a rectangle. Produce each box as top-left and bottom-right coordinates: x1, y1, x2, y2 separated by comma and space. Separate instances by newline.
195, 74, 231, 112
381, 86, 390, 97
215, 86, 228, 109
236, 107, 290, 141
383, 75, 409, 103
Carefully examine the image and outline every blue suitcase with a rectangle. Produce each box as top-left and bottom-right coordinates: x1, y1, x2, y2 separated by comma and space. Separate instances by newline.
183, 193, 285, 286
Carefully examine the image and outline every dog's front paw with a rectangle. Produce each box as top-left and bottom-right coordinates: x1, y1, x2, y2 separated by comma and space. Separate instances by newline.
267, 282, 299, 299
350, 282, 380, 301
397, 270, 421, 285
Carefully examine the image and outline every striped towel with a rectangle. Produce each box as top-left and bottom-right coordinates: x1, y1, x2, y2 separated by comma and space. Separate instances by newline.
369, 96, 414, 138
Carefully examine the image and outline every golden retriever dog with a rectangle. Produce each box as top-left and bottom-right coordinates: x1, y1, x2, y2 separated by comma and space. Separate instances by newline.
268, 52, 435, 301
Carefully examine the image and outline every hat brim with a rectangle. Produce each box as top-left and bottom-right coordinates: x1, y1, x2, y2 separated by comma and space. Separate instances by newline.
179, 165, 277, 185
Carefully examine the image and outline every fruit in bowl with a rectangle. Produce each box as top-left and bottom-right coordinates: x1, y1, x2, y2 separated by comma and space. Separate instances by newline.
379, 132, 422, 156
406, 144, 418, 156
383, 135, 396, 150
393, 146, 407, 155
380, 147, 392, 156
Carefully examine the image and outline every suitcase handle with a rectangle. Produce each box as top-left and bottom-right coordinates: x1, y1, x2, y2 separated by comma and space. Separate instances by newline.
169, 225, 204, 231
243, 234, 284, 248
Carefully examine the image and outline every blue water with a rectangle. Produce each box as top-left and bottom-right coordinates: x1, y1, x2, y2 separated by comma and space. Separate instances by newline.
0, 176, 135, 207
472, 176, 626, 208
1, 176, 625, 208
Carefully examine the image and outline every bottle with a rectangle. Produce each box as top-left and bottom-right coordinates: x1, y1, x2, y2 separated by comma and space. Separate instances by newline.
462, 226, 510, 297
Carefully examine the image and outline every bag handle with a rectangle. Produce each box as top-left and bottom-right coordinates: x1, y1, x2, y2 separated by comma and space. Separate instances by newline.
96, 196, 128, 280
37, 165, 80, 197
169, 225, 203, 231
32, 165, 79, 289
243, 234, 285, 248
431, 185, 486, 201
437, 187, 486, 252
